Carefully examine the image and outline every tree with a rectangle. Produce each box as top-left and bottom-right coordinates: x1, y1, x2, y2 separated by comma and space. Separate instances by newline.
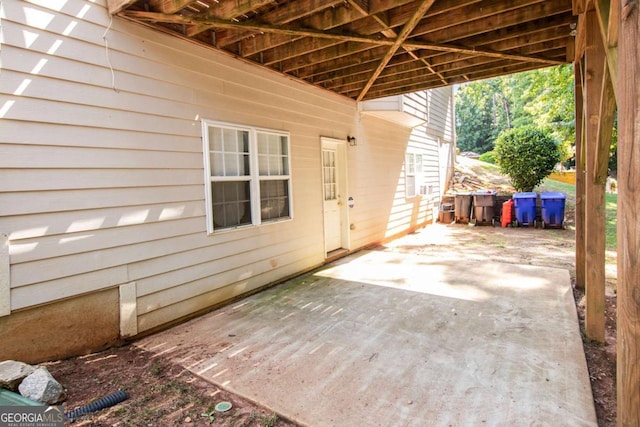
455, 81, 497, 153
454, 65, 577, 162
494, 126, 561, 192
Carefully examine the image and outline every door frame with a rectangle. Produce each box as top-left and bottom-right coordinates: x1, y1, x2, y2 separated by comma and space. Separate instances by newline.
320, 137, 350, 256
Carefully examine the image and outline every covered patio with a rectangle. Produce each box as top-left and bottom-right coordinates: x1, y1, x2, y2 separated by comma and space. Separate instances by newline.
107, 0, 639, 423
136, 225, 596, 426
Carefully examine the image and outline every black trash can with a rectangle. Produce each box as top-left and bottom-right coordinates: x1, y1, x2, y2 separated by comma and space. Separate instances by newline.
454, 192, 473, 223
438, 203, 454, 223
472, 190, 497, 225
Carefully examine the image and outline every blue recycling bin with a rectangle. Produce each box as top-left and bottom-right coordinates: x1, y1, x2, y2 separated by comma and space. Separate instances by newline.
540, 192, 566, 228
512, 192, 537, 226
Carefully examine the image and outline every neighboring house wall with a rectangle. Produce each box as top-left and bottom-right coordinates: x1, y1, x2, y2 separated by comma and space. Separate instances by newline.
0, 0, 455, 362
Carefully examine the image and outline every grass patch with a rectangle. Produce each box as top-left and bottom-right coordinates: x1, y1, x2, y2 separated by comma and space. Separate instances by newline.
605, 192, 617, 251
541, 177, 617, 250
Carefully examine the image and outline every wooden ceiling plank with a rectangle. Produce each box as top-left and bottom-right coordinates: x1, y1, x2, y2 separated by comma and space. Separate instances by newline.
122, 10, 564, 68
357, 0, 436, 101
262, 38, 343, 65
427, 38, 569, 74
241, 3, 365, 58
297, 46, 390, 79
121, 11, 394, 44
411, 0, 548, 39
403, 40, 565, 65
346, 0, 449, 87
442, 13, 575, 50
107, 0, 136, 14
349, 0, 483, 35
148, 0, 195, 14
279, 42, 375, 73
359, 60, 558, 100
416, 1, 572, 44
325, 55, 423, 90
216, 0, 344, 47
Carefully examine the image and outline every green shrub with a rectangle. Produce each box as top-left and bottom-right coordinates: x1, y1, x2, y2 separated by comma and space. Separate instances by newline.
478, 150, 497, 164
494, 126, 561, 192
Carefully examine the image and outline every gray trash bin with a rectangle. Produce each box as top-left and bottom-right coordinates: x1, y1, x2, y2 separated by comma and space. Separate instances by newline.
472, 190, 497, 225
454, 192, 473, 223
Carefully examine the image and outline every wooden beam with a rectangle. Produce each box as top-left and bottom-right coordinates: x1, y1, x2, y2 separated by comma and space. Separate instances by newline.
121, 11, 396, 44
575, 12, 588, 60
214, 0, 344, 46
573, 0, 588, 14
617, 0, 640, 424
575, 59, 586, 290
584, 9, 607, 343
357, 0, 436, 101
595, 66, 616, 185
106, 0, 136, 14
594, 0, 619, 99
148, 0, 194, 14
411, 0, 572, 40
346, 0, 448, 86
122, 11, 565, 67
402, 40, 565, 66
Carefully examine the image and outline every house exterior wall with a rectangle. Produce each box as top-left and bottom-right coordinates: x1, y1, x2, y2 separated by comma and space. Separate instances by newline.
0, 0, 455, 361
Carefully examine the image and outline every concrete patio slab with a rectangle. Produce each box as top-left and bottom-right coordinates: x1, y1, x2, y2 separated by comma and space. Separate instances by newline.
136, 248, 597, 426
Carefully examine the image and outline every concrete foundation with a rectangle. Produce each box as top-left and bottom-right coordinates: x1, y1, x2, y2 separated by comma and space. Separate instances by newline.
0, 289, 119, 363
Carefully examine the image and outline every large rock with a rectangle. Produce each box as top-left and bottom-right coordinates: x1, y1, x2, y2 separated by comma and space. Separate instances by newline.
0, 360, 36, 391
18, 367, 66, 404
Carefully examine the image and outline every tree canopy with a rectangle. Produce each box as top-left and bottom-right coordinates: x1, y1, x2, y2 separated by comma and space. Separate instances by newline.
455, 64, 575, 160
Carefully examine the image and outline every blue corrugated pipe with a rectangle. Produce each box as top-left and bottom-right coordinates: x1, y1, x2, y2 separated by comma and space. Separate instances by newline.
64, 390, 129, 421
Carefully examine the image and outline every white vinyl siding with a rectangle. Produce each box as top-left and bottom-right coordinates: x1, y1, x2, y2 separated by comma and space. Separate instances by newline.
203, 121, 292, 233
0, 0, 455, 337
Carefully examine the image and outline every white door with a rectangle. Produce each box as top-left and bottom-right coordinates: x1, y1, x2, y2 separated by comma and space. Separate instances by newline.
322, 140, 344, 253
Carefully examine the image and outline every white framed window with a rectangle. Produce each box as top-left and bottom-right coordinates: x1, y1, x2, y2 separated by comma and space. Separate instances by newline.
202, 120, 292, 233
405, 152, 424, 198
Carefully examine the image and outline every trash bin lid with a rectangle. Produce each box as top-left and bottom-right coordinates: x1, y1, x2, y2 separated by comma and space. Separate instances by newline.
513, 192, 537, 199
455, 192, 473, 196
472, 190, 497, 196
540, 192, 566, 199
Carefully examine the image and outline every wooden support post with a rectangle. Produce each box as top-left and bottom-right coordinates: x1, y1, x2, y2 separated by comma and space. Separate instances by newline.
575, 61, 586, 290
584, 10, 607, 343
617, 0, 640, 424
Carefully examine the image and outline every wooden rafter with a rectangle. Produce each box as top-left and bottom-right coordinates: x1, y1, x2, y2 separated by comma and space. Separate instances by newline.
115, 0, 576, 100
122, 10, 564, 68
356, 0, 435, 101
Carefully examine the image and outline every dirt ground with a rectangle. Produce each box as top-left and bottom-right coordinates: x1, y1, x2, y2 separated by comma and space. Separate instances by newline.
46, 345, 298, 426
44, 158, 615, 426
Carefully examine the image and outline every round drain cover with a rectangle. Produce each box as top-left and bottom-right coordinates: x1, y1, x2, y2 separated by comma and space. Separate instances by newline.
215, 401, 233, 412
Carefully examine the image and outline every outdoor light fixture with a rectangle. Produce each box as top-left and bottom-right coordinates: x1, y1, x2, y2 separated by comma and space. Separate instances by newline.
347, 136, 357, 146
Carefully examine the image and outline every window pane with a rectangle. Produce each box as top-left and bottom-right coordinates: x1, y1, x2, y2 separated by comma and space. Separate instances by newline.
210, 152, 224, 176
209, 126, 250, 177
407, 176, 416, 197
269, 156, 282, 175
223, 129, 237, 152
279, 136, 288, 156
406, 153, 415, 174
240, 131, 249, 153
257, 132, 289, 177
260, 180, 290, 221
209, 127, 223, 151
257, 133, 269, 154
212, 181, 252, 229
